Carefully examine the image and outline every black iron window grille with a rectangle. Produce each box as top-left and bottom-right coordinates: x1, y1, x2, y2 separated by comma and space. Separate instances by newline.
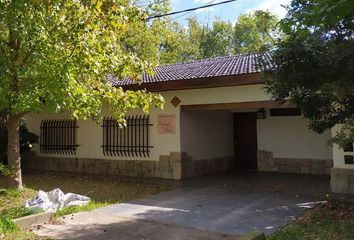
101, 116, 153, 157
40, 119, 79, 155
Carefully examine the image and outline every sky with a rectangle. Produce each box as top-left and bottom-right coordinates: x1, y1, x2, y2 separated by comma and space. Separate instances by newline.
169, 0, 292, 25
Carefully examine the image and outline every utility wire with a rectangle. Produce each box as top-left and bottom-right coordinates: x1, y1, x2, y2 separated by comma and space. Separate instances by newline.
172, 0, 218, 21
136, 0, 165, 7
146, 0, 237, 20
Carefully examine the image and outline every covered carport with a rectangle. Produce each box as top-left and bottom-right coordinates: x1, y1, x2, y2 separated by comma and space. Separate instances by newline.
180, 100, 333, 177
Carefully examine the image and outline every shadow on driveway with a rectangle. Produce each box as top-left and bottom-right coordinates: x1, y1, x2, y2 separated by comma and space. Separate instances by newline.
36, 173, 330, 239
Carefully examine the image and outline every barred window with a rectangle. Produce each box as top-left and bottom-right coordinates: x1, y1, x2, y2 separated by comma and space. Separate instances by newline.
101, 116, 153, 157
40, 119, 79, 155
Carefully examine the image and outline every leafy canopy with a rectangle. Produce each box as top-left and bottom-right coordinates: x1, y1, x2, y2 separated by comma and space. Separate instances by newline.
157, 10, 280, 64
264, 0, 354, 147
0, 0, 165, 124
200, 19, 234, 58
158, 17, 206, 64
233, 10, 279, 54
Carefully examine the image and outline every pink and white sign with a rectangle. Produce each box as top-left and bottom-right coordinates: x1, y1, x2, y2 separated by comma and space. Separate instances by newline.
158, 114, 176, 134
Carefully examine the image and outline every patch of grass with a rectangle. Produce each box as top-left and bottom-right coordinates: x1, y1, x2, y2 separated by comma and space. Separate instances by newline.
0, 187, 36, 215
55, 200, 110, 217
0, 188, 43, 239
0, 230, 44, 240
1, 206, 38, 220
0, 216, 18, 233
268, 200, 354, 240
0, 173, 175, 240
1, 173, 175, 221
0, 188, 38, 220
18, 173, 175, 204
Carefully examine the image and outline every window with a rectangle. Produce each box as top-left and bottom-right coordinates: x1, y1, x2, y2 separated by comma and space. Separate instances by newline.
270, 108, 302, 116
40, 119, 79, 155
101, 116, 153, 157
344, 155, 354, 165
344, 143, 354, 152
344, 142, 354, 165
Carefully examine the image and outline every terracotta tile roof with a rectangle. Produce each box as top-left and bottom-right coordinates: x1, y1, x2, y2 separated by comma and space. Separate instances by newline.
110, 52, 273, 87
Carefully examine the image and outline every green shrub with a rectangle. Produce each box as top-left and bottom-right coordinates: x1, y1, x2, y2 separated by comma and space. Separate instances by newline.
0, 216, 18, 233
1, 207, 36, 220
1, 188, 20, 198
0, 162, 10, 176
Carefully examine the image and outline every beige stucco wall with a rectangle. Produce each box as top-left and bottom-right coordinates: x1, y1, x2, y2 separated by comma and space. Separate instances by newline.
332, 125, 354, 169
257, 115, 332, 160
26, 93, 181, 161
180, 110, 234, 160
25, 83, 335, 163
26, 84, 268, 161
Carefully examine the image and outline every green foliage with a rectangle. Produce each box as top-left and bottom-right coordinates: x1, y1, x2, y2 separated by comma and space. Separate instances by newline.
233, 10, 279, 54
268, 201, 354, 240
264, 0, 354, 147
158, 17, 204, 64
158, 21, 190, 64
0, 0, 165, 122
201, 20, 234, 58
158, 10, 280, 64
0, 216, 17, 233
1, 206, 36, 219
0, 0, 167, 187
0, 187, 21, 198
0, 163, 10, 176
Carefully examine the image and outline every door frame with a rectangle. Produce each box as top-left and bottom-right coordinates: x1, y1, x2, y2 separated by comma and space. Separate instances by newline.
233, 112, 258, 171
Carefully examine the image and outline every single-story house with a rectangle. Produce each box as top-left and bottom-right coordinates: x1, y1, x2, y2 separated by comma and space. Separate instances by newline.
24, 52, 354, 194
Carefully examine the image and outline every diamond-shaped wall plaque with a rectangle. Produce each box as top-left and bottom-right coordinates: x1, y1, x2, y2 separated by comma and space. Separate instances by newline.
171, 96, 181, 107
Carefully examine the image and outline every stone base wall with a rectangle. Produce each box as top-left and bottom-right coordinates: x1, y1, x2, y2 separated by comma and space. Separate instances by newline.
182, 156, 235, 179
330, 168, 354, 194
22, 152, 234, 180
257, 150, 332, 175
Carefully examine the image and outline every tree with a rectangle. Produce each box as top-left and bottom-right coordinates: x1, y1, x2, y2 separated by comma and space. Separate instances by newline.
184, 17, 204, 61
200, 20, 233, 58
157, 11, 281, 63
233, 10, 279, 54
158, 21, 189, 64
158, 17, 204, 64
0, 124, 38, 161
264, 0, 354, 148
0, 0, 165, 188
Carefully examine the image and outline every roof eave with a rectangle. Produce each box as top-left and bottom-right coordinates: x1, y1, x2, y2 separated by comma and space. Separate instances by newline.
119, 72, 263, 92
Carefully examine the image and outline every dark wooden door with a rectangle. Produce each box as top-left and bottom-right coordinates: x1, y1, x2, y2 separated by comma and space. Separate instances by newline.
234, 112, 258, 171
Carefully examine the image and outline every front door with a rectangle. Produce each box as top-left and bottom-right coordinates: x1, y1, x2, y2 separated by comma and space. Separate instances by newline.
234, 112, 258, 171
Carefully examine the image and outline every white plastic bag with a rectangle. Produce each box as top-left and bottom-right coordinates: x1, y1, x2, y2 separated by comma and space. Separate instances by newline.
25, 188, 90, 213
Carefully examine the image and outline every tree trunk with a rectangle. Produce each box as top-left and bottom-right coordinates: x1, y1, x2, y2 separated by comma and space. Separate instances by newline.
7, 114, 23, 189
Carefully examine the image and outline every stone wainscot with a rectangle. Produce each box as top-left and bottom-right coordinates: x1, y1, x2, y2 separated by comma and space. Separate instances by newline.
257, 150, 332, 175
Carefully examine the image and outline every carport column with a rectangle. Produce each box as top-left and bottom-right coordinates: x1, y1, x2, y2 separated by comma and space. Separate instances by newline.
330, 125, 354, 194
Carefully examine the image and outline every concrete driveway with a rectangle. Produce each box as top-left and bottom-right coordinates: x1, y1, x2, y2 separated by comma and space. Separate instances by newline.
35, 173, 330, 240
